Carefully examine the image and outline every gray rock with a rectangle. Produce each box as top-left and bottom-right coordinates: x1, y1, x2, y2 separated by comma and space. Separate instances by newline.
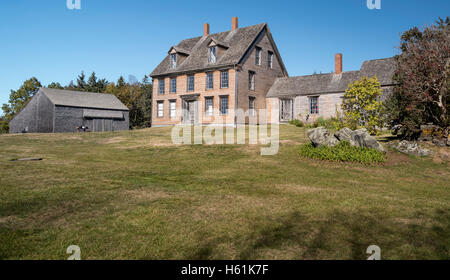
396, 140, 431, 157
432, 138, 447, 147
334, 127, 356, 146
307, 127, 339, 148
307, 127, 386, 152
350, 128, 386, 153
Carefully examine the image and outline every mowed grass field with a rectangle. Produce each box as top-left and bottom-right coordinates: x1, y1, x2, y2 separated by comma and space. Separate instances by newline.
0, 125, 449, 260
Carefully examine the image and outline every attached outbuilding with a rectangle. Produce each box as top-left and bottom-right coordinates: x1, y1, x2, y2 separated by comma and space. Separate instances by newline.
9, 88, 129, 133
266, 55, 397, 123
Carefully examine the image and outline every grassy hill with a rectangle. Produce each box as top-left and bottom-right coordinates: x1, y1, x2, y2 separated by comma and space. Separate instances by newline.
0, 125, 448, 259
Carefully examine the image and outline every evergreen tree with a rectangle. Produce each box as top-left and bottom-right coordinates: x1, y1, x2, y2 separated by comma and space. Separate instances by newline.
76, 71, 87, 90
47, 82, 64, 89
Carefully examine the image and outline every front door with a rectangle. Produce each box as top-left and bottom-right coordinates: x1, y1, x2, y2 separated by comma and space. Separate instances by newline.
183, 100, 197, 124
280, 99, 293, 122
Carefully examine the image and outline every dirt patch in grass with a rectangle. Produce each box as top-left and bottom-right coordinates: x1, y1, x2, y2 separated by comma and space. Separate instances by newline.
103, 137, 127, 144
385, 150, 410, 166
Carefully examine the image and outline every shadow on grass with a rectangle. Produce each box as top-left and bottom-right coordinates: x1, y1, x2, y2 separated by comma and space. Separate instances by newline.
188, 209, 450, 260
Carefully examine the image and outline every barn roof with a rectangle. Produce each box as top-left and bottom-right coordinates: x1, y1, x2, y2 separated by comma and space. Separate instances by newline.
40, 88, 129, 111
151, 23, 288, 77
267, 57, 396, 98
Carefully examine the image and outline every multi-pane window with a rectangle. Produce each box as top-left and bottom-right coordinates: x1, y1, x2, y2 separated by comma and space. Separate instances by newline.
169, 100, 176, 119
205, 97, 214, 116
248, 71, 255, 90
310, 96, 319, 114
187, 75, 195, 91
170, 53, 177, 68
157, 101, 164, 117
208, 46, 217, 63
249, 97, 256, 116
159, 79, 165, 94
220, 96, 229, 115
220, 70, 229, 88
268, 51, 273, 69
255, 47, 262, 65
206, 73, 214, 90
170, 77, 177, 93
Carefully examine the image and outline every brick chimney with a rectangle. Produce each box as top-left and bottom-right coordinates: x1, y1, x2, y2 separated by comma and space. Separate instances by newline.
232, 17, 238, 31
335, 53, 343, 74
203, 23, 210, 37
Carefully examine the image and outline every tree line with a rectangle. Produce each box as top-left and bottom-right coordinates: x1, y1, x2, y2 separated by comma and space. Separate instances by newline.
1, 72, 152, 132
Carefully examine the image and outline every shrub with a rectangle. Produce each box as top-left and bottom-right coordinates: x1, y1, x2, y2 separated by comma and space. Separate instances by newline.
288, 119, 304, 127
342, 76, 384, 135
305, 116, 345, 131
299, 141, 385, 163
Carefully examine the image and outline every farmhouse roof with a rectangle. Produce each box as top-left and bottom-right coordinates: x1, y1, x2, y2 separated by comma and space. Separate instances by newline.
40, 88, 129, 111
151, 23, 287, 77
267, 57, 396, 98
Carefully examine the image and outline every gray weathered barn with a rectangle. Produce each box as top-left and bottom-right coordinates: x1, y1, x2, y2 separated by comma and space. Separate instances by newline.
9, 88, 129, 133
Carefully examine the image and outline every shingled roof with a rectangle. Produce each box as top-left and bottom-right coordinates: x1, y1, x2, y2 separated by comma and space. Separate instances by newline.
151, 23, 286, 77
40, 88, 129, 111
267, 57, 396, 98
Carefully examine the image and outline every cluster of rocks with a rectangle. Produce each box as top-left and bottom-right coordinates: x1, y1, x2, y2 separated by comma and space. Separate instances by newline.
394, 141, 431, 157
307, 127, 386, 153
418, 124, 450, 147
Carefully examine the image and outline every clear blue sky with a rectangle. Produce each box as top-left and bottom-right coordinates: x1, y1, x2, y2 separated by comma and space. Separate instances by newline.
0, 0, 448, 106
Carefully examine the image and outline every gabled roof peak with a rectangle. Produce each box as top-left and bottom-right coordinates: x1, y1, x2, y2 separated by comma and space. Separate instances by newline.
151, 23, 268, 77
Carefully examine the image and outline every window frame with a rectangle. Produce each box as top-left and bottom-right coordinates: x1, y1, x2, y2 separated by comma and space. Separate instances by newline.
206, 72, 214, 90
169, 100, 176, 119
249, 96, 256, 116
208, 46, 217, 63
187, 75, 195, 92
205, 96, 214, 117
268, 51, 273, 69
248, 71, 255, 91
157, 101, 164, 118
219, 95, 229, 115
170, 77, 177, 93
255, 47, 262, 66
158, 79, 165, 95
309, 96, 319, 115
220, 70, 229, 89
170, 53, 177, 69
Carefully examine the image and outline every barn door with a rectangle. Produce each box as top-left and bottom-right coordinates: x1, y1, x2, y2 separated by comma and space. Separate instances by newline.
93, 119, 103, 132
104, 119, 112, 131
93, 119, 113, 132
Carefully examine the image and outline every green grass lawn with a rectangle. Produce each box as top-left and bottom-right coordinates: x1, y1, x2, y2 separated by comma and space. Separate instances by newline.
0, 125, 449, 260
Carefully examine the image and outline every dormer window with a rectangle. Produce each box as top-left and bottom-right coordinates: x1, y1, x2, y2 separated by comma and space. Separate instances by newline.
170, 53, 177, 68
208, 46, 217, 63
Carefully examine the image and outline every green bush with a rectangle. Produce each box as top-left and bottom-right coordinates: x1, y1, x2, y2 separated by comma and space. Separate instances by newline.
299, 141, 385, 163
288, 119, 304, 127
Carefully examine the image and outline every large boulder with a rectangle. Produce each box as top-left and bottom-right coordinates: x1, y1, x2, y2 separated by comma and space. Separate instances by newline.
307, 127, 339, 148
334, 127, 356, 146
351, 128, 386, 153
396, 140, 431, 157
307, 127, 386, 152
